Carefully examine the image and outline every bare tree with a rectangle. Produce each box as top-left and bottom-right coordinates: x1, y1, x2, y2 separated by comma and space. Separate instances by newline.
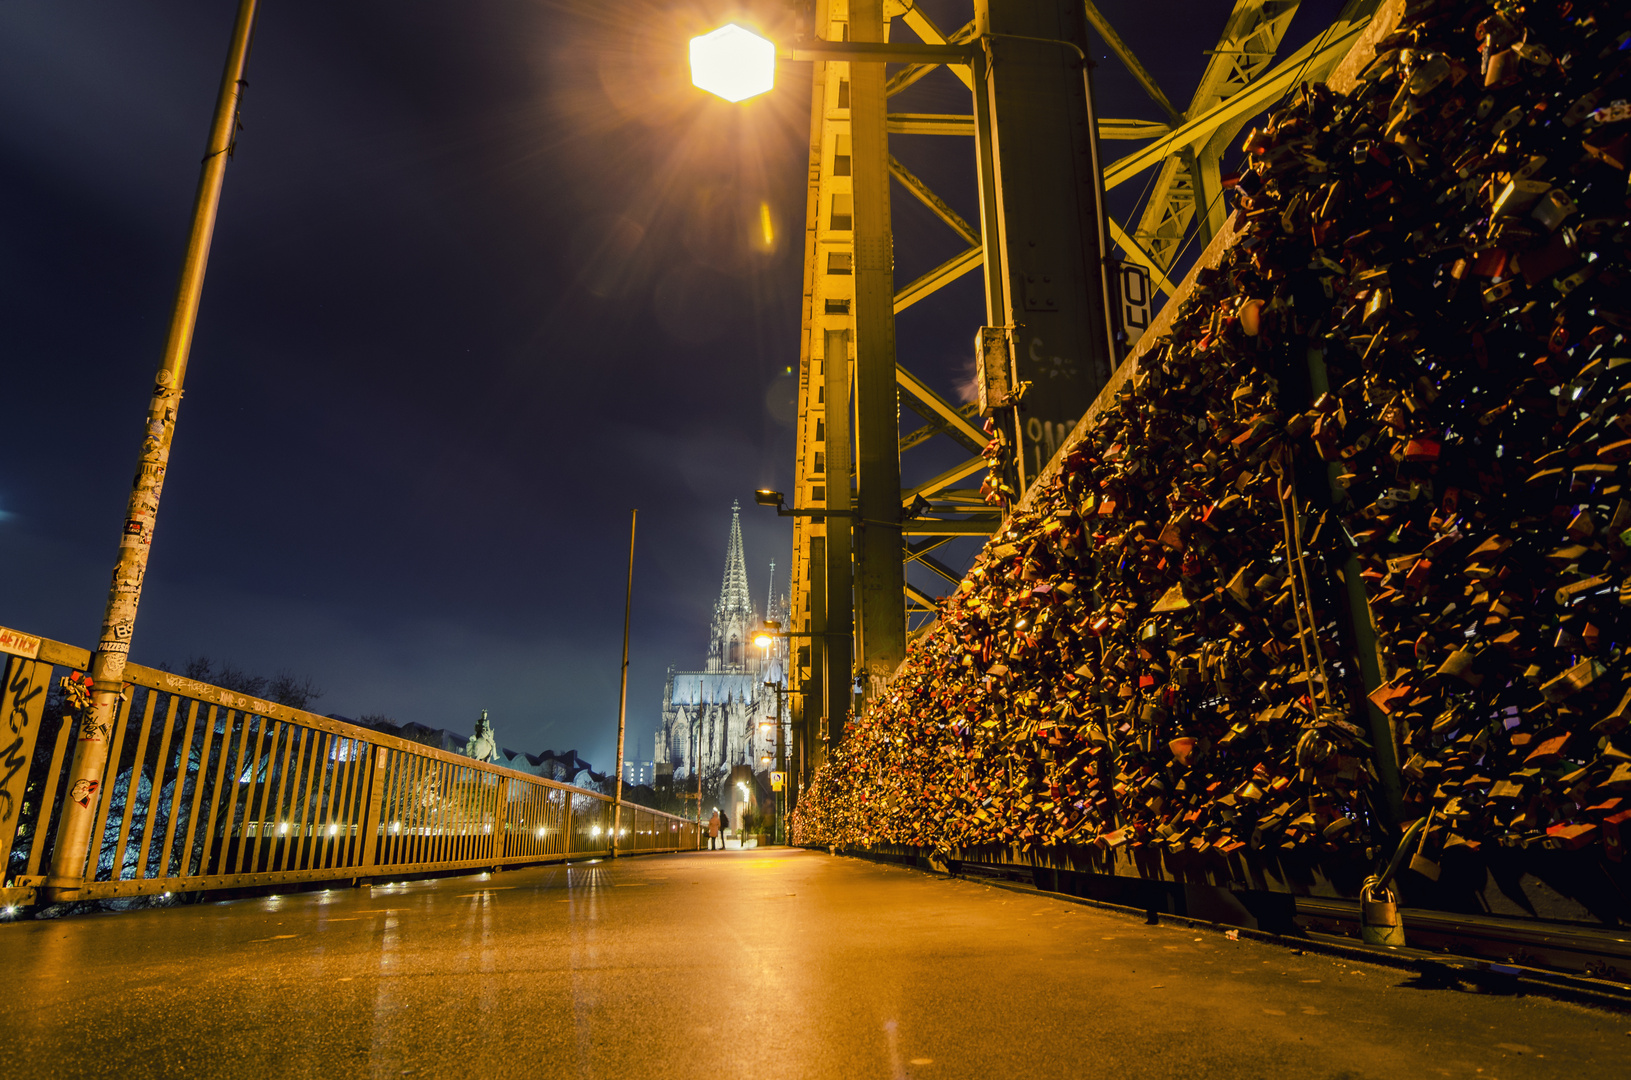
265, 670, 323, 710
179, 656, 321, 709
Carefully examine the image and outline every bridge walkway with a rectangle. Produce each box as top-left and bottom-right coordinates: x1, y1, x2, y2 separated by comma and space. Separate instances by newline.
0, 849, 1621, 1078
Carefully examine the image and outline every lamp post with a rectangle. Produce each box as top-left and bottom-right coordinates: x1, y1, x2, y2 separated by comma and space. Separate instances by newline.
760, 667, 791, 845
611, 508, 636, 858
44, 0, 262, 903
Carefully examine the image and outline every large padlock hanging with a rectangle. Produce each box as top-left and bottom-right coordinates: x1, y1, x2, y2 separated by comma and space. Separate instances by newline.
1359, 874, 1406, 948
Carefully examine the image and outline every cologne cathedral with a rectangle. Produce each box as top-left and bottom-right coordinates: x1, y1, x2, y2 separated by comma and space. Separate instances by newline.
656, 502, 788, 781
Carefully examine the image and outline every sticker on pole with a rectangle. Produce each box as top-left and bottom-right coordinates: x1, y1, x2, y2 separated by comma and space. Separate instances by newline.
770, 771, 786, 791
1119, 264, 1152, 348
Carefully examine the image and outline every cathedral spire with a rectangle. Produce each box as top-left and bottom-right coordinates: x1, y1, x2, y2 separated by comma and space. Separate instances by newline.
717, 500, 754, 620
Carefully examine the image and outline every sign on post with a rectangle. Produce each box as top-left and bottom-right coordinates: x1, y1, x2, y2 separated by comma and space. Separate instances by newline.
770, 771, 786, 791
1118, 263, 1152, 350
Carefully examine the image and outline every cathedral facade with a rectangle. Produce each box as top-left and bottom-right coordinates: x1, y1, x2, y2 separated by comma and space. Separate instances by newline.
656, 502, 788, 780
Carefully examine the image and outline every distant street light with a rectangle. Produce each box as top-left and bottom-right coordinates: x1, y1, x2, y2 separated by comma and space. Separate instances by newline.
689, 24, 777, 102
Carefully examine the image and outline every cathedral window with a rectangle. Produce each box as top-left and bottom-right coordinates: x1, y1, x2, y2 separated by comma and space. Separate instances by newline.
728, 635, 742, 666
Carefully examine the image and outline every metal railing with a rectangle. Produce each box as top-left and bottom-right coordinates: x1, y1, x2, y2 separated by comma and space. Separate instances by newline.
2, 631, 700, 906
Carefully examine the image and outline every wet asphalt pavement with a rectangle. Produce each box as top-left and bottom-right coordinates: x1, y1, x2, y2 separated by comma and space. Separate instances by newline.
0, 848, 1623, 1078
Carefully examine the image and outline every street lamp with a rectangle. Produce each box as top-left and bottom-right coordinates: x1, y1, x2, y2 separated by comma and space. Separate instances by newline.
753, 489, 854, 520
688, 27, 975, 106
689, 24, 777, 103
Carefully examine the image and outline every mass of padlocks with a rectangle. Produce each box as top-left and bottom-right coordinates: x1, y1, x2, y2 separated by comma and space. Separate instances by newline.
792, 0, 1631, 888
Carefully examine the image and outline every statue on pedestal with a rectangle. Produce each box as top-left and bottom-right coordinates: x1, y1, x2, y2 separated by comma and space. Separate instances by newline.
465, 709, 499, 763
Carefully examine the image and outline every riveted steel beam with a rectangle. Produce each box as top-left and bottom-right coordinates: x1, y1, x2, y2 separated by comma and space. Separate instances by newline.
889, 155, 979, 245
886, 17, 978, 97
886, 114, 1170, 139
897, 364, 990, 450
1106, 217, 1178, 297
1105, 3, 1373, 191
893, 245, 983, 314
903, 455, 989, 502
1131, 1, 1303, 274
902, 516, 1002, 537
905, 581, 941, 611
849, 0, 907, 703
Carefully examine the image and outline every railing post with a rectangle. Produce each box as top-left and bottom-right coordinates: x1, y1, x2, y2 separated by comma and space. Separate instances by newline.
357, 747, 388, 876
564, 791, 574, 856
491, 775, 508, 866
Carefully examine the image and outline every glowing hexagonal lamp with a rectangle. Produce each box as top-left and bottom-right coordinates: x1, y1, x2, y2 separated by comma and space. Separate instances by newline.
690, 24, 776, 103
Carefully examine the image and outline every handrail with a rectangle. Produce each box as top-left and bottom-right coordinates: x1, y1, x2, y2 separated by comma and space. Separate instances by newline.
2, 629, 700, 907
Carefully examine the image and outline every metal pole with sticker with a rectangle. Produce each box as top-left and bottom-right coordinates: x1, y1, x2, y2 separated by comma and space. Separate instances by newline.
44, 0, 260, 903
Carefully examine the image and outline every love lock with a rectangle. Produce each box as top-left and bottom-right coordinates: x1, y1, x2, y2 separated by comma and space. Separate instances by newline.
1358, 815, 1427, 948
1359, 874, 1406, 948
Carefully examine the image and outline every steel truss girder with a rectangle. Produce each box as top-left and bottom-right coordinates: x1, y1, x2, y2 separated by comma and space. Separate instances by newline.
899, 400, 980, 453
885, 15, 977, 97
910, 547, 964, 584
1130, 1, 1303, 275
1105, 2, 1376, 191
905, 581, 940, 611
886, 114, 1170, 140
880, 7, 1197, 299
896, 364, 988, 451
903, 517, 1001, 536
894, 245, 983, 313
889, 155, 979, 244
784, 1, 1382, 744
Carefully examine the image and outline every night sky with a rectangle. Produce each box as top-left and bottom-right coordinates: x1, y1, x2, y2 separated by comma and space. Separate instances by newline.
0, 0, 1345, 769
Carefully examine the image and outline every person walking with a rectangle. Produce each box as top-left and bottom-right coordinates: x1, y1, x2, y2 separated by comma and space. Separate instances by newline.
720, 808, 731, 849
708, 809, 721, 851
